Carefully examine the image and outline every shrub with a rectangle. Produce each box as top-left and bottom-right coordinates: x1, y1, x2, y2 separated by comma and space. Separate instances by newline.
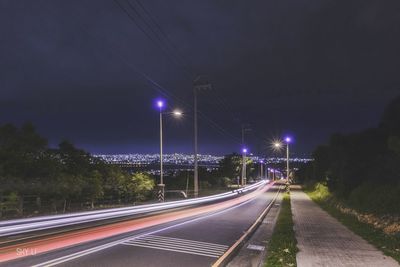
348, 182, 400, 215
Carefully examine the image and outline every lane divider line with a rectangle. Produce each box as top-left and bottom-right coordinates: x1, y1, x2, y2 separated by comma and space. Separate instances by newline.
211, 186, 282, 267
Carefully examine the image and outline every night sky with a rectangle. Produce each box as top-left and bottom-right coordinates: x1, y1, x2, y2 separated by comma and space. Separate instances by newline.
1, 0, 400, 156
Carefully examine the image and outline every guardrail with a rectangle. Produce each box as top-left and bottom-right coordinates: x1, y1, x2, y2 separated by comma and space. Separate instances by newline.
0, 180, 268, 238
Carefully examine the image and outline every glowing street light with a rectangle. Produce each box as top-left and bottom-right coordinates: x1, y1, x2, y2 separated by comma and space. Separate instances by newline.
172, 110, 183, 117
284, 136, 292, 184
154, 99, 182, 201
156, 99, 166, 201
157, 100, 164, 109
241, 147, 248, 186
273, 141, 282, 150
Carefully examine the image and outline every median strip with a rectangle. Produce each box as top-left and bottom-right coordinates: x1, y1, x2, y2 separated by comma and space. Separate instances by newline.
264, 192, 298, 267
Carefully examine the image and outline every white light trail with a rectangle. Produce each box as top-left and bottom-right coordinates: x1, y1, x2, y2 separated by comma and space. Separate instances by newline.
0, 181, 267, 237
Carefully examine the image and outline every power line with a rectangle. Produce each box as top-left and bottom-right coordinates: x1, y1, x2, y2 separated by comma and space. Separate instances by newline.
119, 0, 243, 127
113, 0, 186, 71
112, 0, 243, 144
132, 0, 192, 71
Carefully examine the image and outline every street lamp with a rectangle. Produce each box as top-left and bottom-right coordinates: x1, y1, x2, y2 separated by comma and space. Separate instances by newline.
172, 110, 183, 117
284, 137, 292, 183
156, 100, 165, 201
155, 99, 182, 201
259, 160, 264, 180
273, 141, 282, 150
270, 140, 284, 182
241, 148, 248, 186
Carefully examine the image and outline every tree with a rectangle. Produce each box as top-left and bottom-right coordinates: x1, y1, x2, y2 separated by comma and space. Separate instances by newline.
126, 173, 155, 202
218, 153, 241, 180
0, 123, 48, 214
296, 94, 400, 214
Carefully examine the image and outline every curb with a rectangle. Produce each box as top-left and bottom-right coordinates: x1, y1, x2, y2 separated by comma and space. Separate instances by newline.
212, 185, 281, 267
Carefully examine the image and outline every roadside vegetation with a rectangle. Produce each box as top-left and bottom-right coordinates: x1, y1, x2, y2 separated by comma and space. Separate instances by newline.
0, 123, 155, 218
304, 182, 400, 263
265, 193, 298, 267
296, 95, 400, 262
0, 123, 263, 218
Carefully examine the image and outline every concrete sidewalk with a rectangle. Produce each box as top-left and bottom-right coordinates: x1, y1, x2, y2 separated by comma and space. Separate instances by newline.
291, 186, 399, 267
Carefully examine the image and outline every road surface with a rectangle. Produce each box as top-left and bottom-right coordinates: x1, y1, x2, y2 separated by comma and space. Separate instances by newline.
0, 183, 278, 267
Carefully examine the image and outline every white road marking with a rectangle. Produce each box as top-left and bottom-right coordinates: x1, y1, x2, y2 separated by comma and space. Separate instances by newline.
121, 235, 227, 257
246, 244, 265, 251
129, 234, 228, 249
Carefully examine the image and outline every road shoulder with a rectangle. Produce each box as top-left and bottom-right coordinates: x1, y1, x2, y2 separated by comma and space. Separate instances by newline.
227, 192, 283, 267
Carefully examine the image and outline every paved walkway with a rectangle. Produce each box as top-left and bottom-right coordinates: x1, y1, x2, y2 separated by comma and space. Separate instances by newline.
291, 186, 399, 267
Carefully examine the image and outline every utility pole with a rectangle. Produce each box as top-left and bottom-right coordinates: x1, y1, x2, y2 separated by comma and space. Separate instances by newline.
194, 88, 198, 197
193, 76, 211, 198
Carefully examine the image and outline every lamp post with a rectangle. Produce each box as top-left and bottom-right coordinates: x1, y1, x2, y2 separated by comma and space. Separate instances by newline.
241, 148, 248, 186
284, 137, 292, 183
260, 160, 264, 180
272, 137, 292, 183
156, 100, 165, 201
273, 141, 282, 182
155, 99, 182, 201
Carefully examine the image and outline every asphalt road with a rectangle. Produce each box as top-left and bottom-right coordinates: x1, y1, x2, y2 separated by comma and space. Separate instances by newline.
1, 184, 278, 267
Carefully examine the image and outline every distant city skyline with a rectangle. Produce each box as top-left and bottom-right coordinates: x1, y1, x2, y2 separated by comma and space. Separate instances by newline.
94, 153, 313, 165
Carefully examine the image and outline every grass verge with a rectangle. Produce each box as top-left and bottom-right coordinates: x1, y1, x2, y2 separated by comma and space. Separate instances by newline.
265, 193, 298, 267
305, 184, 400, 263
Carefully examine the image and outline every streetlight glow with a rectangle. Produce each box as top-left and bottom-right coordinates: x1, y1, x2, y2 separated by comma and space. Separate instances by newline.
242, 148, 248, 153
156, 100, 165, 109
172, 110, 183, 117
285, 137, 292, 143
273, 142, 282, 149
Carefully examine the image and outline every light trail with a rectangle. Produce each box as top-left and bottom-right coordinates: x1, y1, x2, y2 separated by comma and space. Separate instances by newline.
0, 181, 266, 237
0, 181, 273, 263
